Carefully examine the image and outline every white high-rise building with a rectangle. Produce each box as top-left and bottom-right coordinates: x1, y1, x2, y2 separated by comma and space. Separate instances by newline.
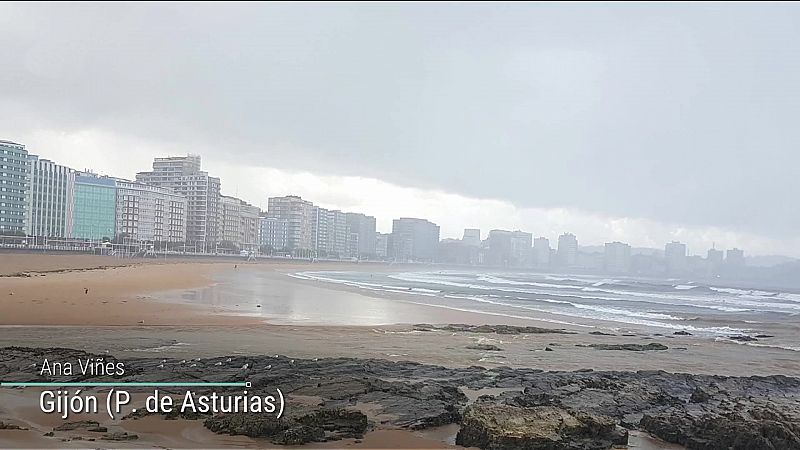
266, 195, 315, 254
259, 216, 289, 253
462, 228, 481, 247
26, 155, 75, 239
313, 207, 349, 258
375, 232, 390, 259
346, 212, 377, 259
533, 237, 551, 268
136, 155, 220, 251
604, 241, 632, 274
557, 233, 578, 267
115, 179, 187, 242
391, 218, 440, 262
218, 195, 260, 251
665, 241, 687, 273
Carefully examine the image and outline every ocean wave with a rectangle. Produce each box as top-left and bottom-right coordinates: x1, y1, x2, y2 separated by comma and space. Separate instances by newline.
714, 337, 800, 352
291, 271, 761, 335
443, 294, 742, 335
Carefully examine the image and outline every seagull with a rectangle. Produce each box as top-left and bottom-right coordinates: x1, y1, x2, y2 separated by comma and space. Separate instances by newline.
157, 364, 164, 368
265, 364, 272, 370
226, 358, 232, 362
215, 361, 222, 366
241, 363, 249, 369
190, 363, 197, 368
290, 359, 295, 365
180, 360, 186, 364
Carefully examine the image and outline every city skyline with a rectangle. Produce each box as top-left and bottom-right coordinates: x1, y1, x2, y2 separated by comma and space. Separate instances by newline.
1, 140, 779, 265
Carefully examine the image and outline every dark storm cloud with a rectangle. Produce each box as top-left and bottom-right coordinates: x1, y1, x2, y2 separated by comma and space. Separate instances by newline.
1, 3, 798, 239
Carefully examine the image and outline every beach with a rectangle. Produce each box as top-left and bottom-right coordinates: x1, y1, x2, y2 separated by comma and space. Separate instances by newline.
1, 253, 799, 449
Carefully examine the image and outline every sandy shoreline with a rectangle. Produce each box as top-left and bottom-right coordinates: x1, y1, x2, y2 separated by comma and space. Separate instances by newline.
0, 253, 797, 449
1, 253, 798, 376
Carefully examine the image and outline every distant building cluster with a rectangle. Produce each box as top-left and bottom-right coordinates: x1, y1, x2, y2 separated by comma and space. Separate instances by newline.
0, 140, 750, 270
438, 229, 748, 276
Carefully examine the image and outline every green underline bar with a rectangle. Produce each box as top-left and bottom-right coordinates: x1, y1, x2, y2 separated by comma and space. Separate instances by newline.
1, 382, 247, 387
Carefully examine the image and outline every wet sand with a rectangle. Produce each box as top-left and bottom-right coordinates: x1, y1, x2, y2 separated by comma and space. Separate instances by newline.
0, 253, 796, 449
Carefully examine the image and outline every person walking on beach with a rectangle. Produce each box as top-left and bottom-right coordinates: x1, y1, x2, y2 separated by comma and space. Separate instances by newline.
84, 288, 89, 295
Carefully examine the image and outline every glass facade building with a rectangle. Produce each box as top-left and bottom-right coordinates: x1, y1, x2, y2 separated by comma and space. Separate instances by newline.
0, 140, 29, 235
71, 173, 117, 240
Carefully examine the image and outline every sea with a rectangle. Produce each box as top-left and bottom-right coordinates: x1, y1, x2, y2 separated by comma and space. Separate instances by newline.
288, 270, 800, 353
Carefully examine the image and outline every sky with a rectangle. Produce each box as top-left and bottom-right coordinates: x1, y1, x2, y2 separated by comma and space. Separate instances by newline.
2, 3, 799, 256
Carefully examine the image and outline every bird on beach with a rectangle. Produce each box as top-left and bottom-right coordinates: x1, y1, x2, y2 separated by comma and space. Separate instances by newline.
265, 364, 272, 370
215, 361, 222, 366
241, 363, 249, 369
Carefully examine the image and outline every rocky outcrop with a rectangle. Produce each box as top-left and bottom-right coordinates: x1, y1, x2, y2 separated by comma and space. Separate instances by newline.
204, 407, 367, 444
456, 403, 628, 450
53, 421, 103, 432
640, 405, 800, 450
0, 421, 26, 430
577, 343, 668, 351
101, 431, 138, 441
2, 347, 799, 450
413, 324, 573, 334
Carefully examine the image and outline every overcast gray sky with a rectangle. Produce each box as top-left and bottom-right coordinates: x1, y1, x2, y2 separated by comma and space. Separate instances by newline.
2, 3, 799, 256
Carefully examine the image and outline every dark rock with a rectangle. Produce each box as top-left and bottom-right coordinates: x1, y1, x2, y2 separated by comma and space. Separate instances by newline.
544, 347, 553, 352
54, 421, 100, 431
578, 343, 668, 351
0, 421, 25, 430
589, 331, 616, 336
3, 346, 799, 450
466, 344, 503, 351
640, 408, 800, 450
101, 432, 138, 441
755, 334, 774, 338
729, 335, 758, 342
456, 404, 627, 449
673, 331, 692, 336
689, 387, 712, 403
414, 324, 572, 335
204, 407, 367, 444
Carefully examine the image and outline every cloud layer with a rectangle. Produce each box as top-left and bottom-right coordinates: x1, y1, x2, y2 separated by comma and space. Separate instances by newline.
2, 4, 799, 255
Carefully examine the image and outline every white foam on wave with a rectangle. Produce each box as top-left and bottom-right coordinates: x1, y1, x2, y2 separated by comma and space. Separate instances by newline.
389, 272, 791, 313
441, 294, 743, 335
291, 271, 756, 336
715, 337, 800, 352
